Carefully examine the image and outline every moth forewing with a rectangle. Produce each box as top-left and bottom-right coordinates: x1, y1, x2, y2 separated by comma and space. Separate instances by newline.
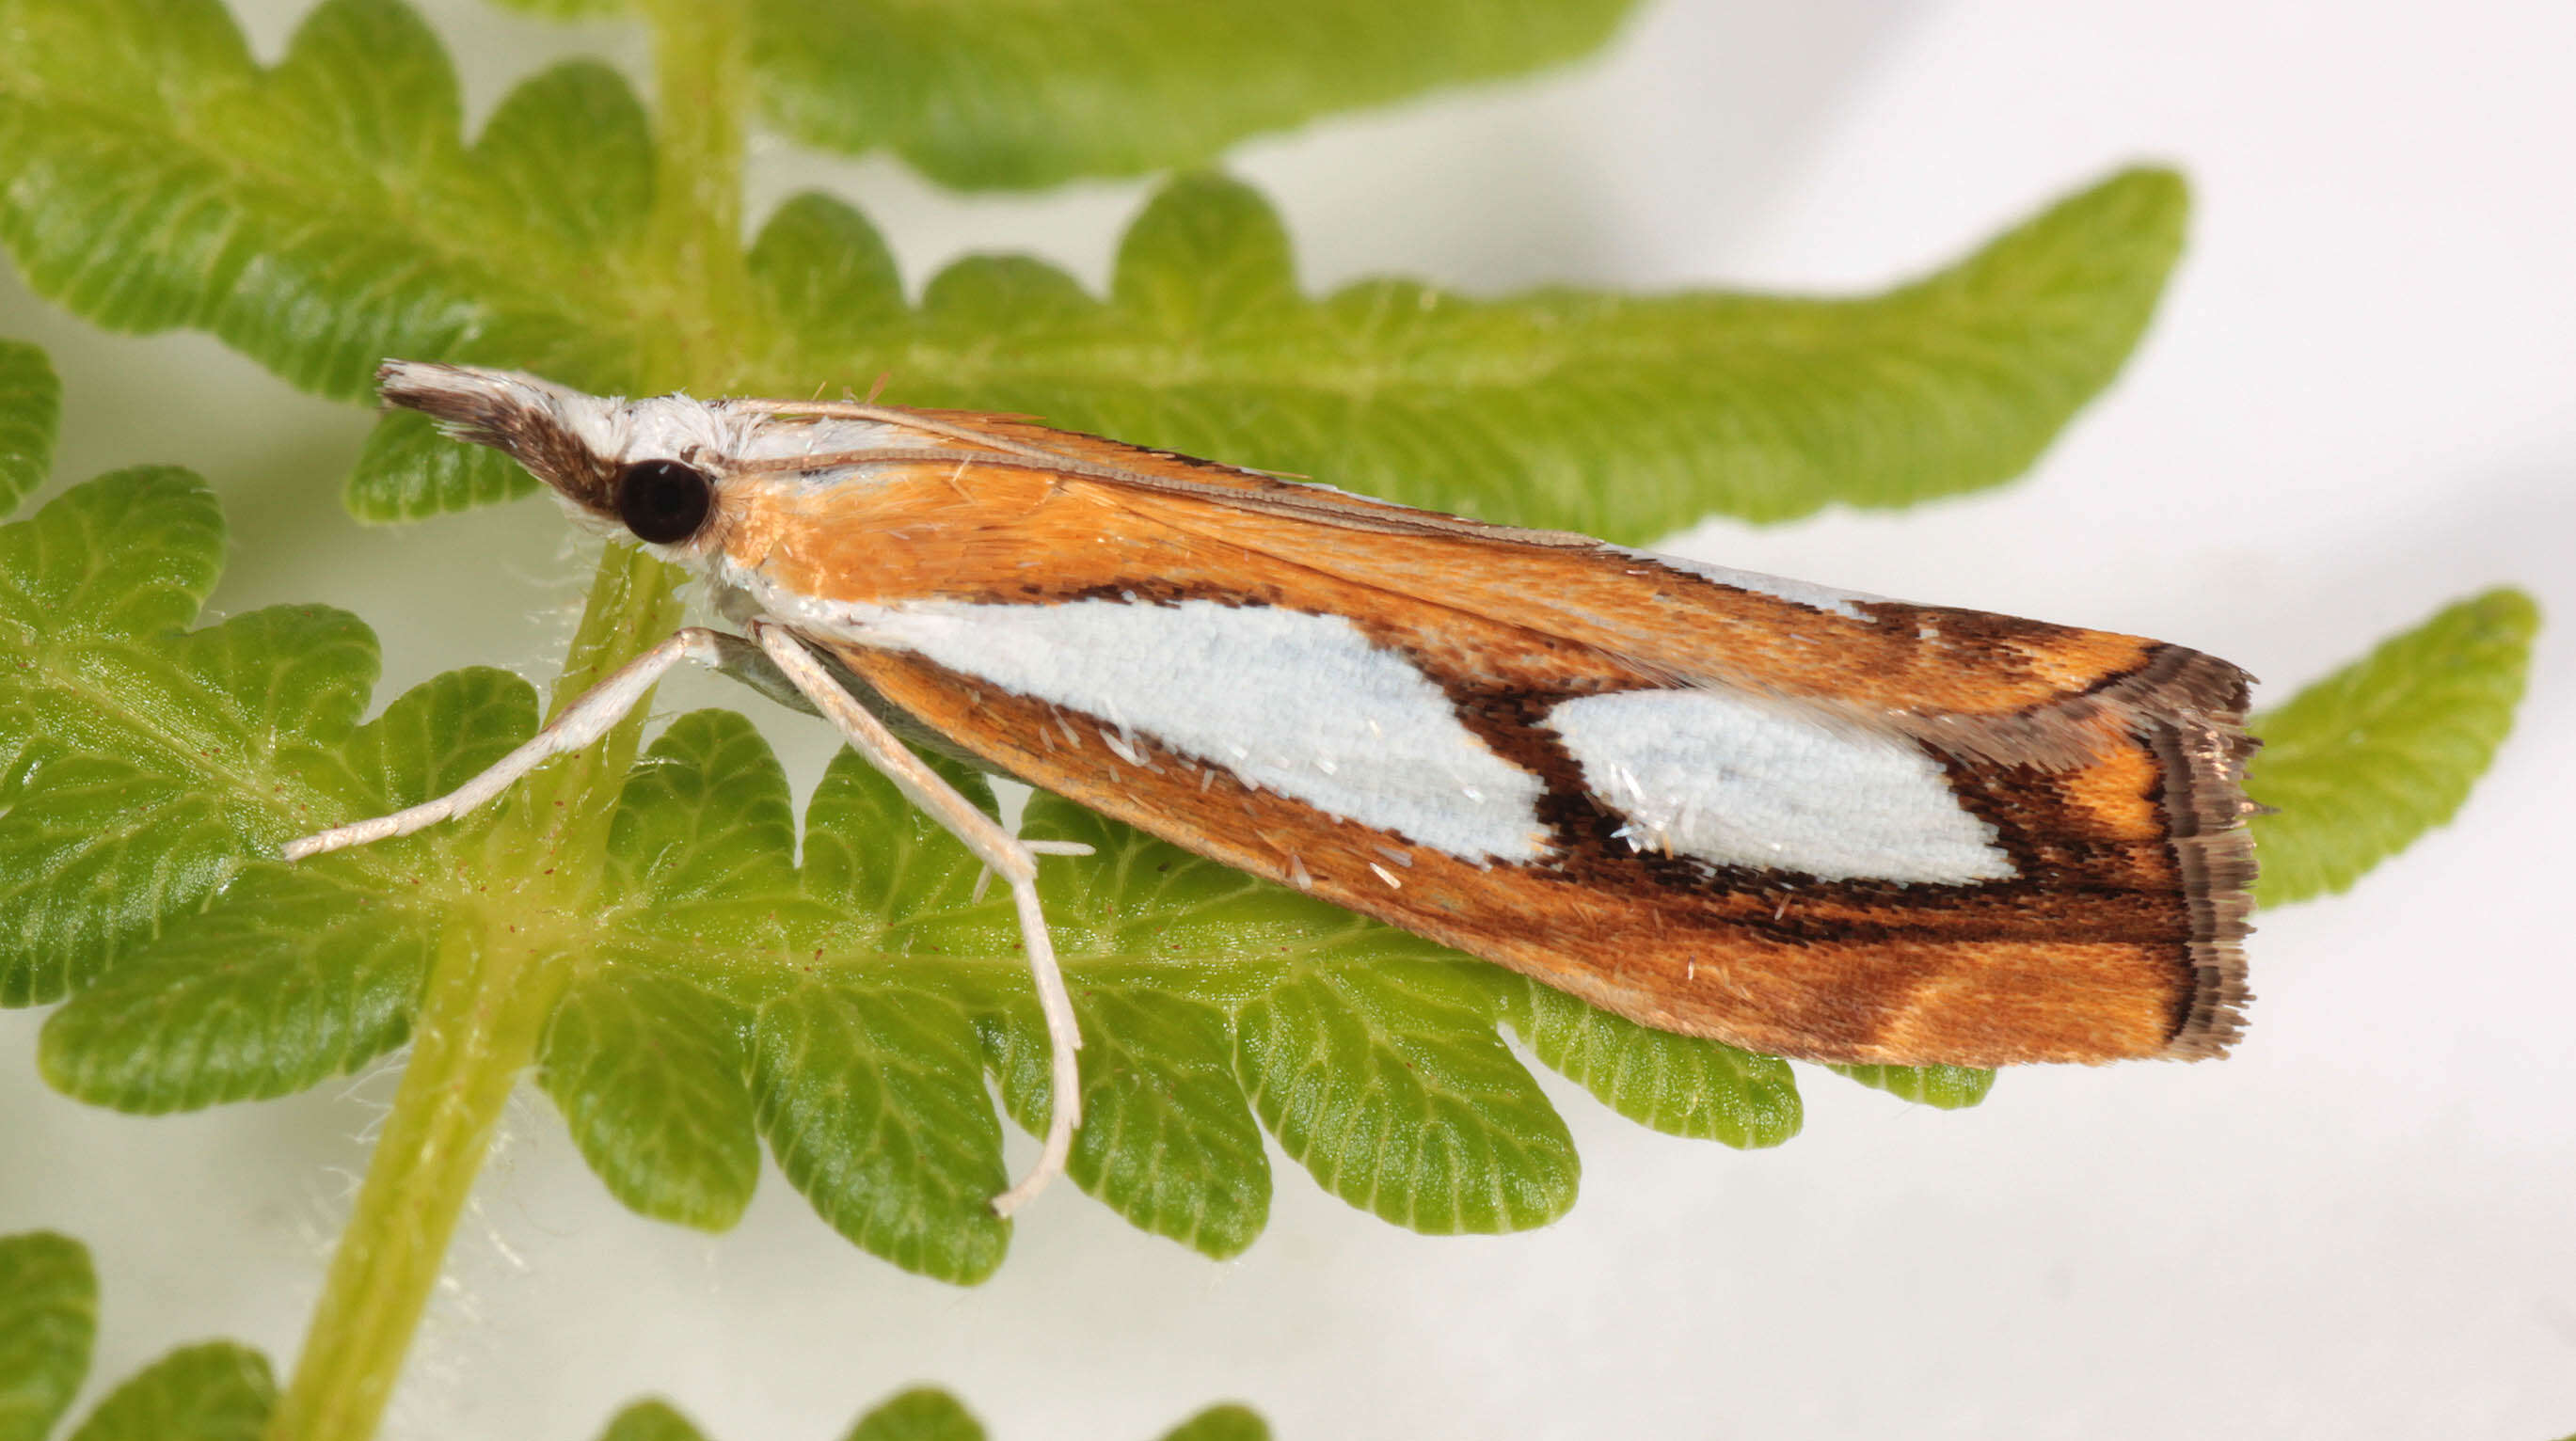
314, 360, 2259, 1210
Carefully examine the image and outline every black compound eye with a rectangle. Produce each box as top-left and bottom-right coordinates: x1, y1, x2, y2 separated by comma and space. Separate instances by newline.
615, 458, 713, 544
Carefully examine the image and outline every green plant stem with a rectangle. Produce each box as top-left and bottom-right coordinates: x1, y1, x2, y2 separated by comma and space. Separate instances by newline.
509, 543, 689, 863
266, 547, 685, 1441
640, 0, 754, 384
264, 921, 568, 1441
270, 0, 746, 1426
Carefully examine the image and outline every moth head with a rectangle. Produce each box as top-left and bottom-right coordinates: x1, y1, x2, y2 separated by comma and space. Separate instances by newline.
375, 359, 741, 554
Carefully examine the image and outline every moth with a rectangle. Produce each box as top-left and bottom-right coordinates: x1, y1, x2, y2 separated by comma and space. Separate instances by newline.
290, 360, 2258, 1211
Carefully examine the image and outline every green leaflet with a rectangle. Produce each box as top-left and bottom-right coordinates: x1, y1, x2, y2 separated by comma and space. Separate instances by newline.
2250, 588, 2540, 906
0, 0, 658, 400
1018, 786, 1576, 1243
1156, 1407, 1271, 1441
0, 458, 533, 1094
992, 982, 1272, 1259
0, 340, 56, 514
37, 863, 436, 1112
597, 1401, 710, 1441
0, 1232, 280, 1441
4, 567, 537, 1101
61, 1345, 274, 1441
0, 1232, 94, 1441
1501, 977, 1803, 1146
1236, 959, 1580, 1233
841, 1389, 983, 1441
747, 0, 1636, 190
541, 969, 761, 1232
742, 166, 2186, 540
1825, 1064, 1997, 1111
0, 468, 359, 1006
0, 0, 2188, 539
484, 0, 1640, 190
835, 1388, 1265, 1441
753, 978, 1014, 1283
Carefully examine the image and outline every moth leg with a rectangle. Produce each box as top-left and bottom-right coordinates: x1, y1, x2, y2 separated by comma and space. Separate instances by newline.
969, 838, 1097, 904
283, 627, 743, 861
749, 619, 1084, 1218
702, 631, 824, 718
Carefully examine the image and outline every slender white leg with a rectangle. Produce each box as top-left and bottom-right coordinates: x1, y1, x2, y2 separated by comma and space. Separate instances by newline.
283, 628, 739, 861
970, 838, 1096, 903
750, 621, 1084, 1217
287, 614, 1087, 1215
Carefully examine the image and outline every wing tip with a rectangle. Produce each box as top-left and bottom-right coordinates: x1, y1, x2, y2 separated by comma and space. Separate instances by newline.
2138, 645, 2260, 1060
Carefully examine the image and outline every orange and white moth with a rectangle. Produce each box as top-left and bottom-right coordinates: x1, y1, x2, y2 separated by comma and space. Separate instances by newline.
290, 361, 2260, 1212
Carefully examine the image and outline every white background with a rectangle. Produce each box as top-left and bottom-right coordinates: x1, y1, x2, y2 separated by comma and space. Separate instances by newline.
3, 2, 2572, 1437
